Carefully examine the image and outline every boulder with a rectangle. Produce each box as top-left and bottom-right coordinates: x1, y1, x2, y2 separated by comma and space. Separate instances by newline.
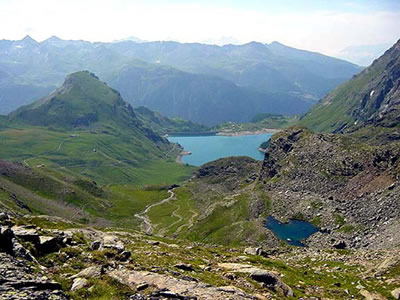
90, 240, 102, 250
218, 263, 293, 297
102, 235, 124, 252
360, 289, 386, 300
250, 270, 293, 297
392, 288, 400, 300
71, 266, 103, 279
12, 239, 36, 262
71, 277, 89, 291
332, 240, 347, 249
244, 247, 261, 256
174, 263, 194, 272
38, 236, 63, 254
120, 250, 131, 261
0, 226, 15, 254
11, 226, 40, 244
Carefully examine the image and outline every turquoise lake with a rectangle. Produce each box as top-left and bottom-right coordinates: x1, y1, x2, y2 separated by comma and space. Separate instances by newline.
168, 133, 272, 166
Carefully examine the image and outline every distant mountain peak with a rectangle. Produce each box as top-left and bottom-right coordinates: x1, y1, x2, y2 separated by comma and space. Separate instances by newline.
269, 41, 284, 46
243, 41, 266, 48
45, 35, 63, 42
9, 71, 136, 129
21, 35, 38, 44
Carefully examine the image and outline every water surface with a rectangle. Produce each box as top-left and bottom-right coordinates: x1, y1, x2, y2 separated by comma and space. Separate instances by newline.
265, 216, 319, 247
168, 133, 272, 166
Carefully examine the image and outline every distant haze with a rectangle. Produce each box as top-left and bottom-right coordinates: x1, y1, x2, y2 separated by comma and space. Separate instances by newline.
0, 0, 399, 64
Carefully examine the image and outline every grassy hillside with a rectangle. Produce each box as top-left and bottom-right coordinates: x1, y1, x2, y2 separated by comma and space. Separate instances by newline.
0, 159, 177, 229
134, 106, 210, 135
214, 114, 299, 134
2, 71, 195, 185
298, 65, 384, 132
0, 125, 193, 185
299, 39, 399, 134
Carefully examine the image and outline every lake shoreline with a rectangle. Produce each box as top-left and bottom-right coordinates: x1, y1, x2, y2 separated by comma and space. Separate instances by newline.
167, 128, 280, 138
169, 133, 272, 166
176, 150, 191, 164
216, 128, 280, 136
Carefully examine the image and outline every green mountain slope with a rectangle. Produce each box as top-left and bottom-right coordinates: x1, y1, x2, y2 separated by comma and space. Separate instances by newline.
300, 39, 400, 137
110, 63, 310, 125
133, 106, 210, 134
1, 71, 194, 185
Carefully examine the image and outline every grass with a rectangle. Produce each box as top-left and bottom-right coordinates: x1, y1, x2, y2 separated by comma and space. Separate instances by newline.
0, 125, 194, 185
214, 114, 299, 133
299, 62, 385, 133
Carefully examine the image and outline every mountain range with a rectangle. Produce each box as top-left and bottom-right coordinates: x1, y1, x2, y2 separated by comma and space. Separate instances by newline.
0, 36, 362, 125
0, 38, 400, 300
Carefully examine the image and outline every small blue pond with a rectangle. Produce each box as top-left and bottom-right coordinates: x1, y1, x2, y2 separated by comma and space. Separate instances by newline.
265, 216, 319, 247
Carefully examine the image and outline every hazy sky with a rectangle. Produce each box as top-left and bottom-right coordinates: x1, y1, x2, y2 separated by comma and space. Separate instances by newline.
0, 0, 399, 60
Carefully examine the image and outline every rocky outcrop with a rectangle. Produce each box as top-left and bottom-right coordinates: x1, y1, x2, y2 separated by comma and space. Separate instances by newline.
0, 252, 67, 299
109, 269, 257, 300
195, 156, 261, 190
259, 127, 400, 249
218, 263, 293, 297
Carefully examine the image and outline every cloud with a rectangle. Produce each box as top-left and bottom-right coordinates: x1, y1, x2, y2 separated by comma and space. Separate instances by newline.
0, 0, 398, 58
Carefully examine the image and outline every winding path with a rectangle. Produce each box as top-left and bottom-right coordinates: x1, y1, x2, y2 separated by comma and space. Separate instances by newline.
135, 189, 176, 234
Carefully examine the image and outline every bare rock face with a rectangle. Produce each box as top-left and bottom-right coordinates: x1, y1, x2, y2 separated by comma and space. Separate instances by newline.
109, 269, 257, 300
195, 156, 261, 191
0, 252, 67, 299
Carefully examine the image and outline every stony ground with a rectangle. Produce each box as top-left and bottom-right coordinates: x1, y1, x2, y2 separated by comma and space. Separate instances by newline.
1, 211, 400, 300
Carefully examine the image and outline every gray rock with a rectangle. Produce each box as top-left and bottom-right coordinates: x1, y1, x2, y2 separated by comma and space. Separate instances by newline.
0, 252, 67, 299
90, 240, 102, 250
174, 263, 194, 271
136, 283, 149, 291
0, 226, 14, 254
38, 235, 63, 254
250, 270, 293, 297
71, 277, 89, 291
392, 288, 400, 299
121, 250, 131, 260
102, 235, 124, 252
244, 247, 261, 256
12, 239, 35, 262
333, 240, 347, 249
71, 266, 103, 279
11, 225, 40, 244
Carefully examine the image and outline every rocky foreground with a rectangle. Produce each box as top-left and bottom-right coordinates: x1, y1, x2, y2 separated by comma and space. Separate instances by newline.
1, 211, 400, 300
